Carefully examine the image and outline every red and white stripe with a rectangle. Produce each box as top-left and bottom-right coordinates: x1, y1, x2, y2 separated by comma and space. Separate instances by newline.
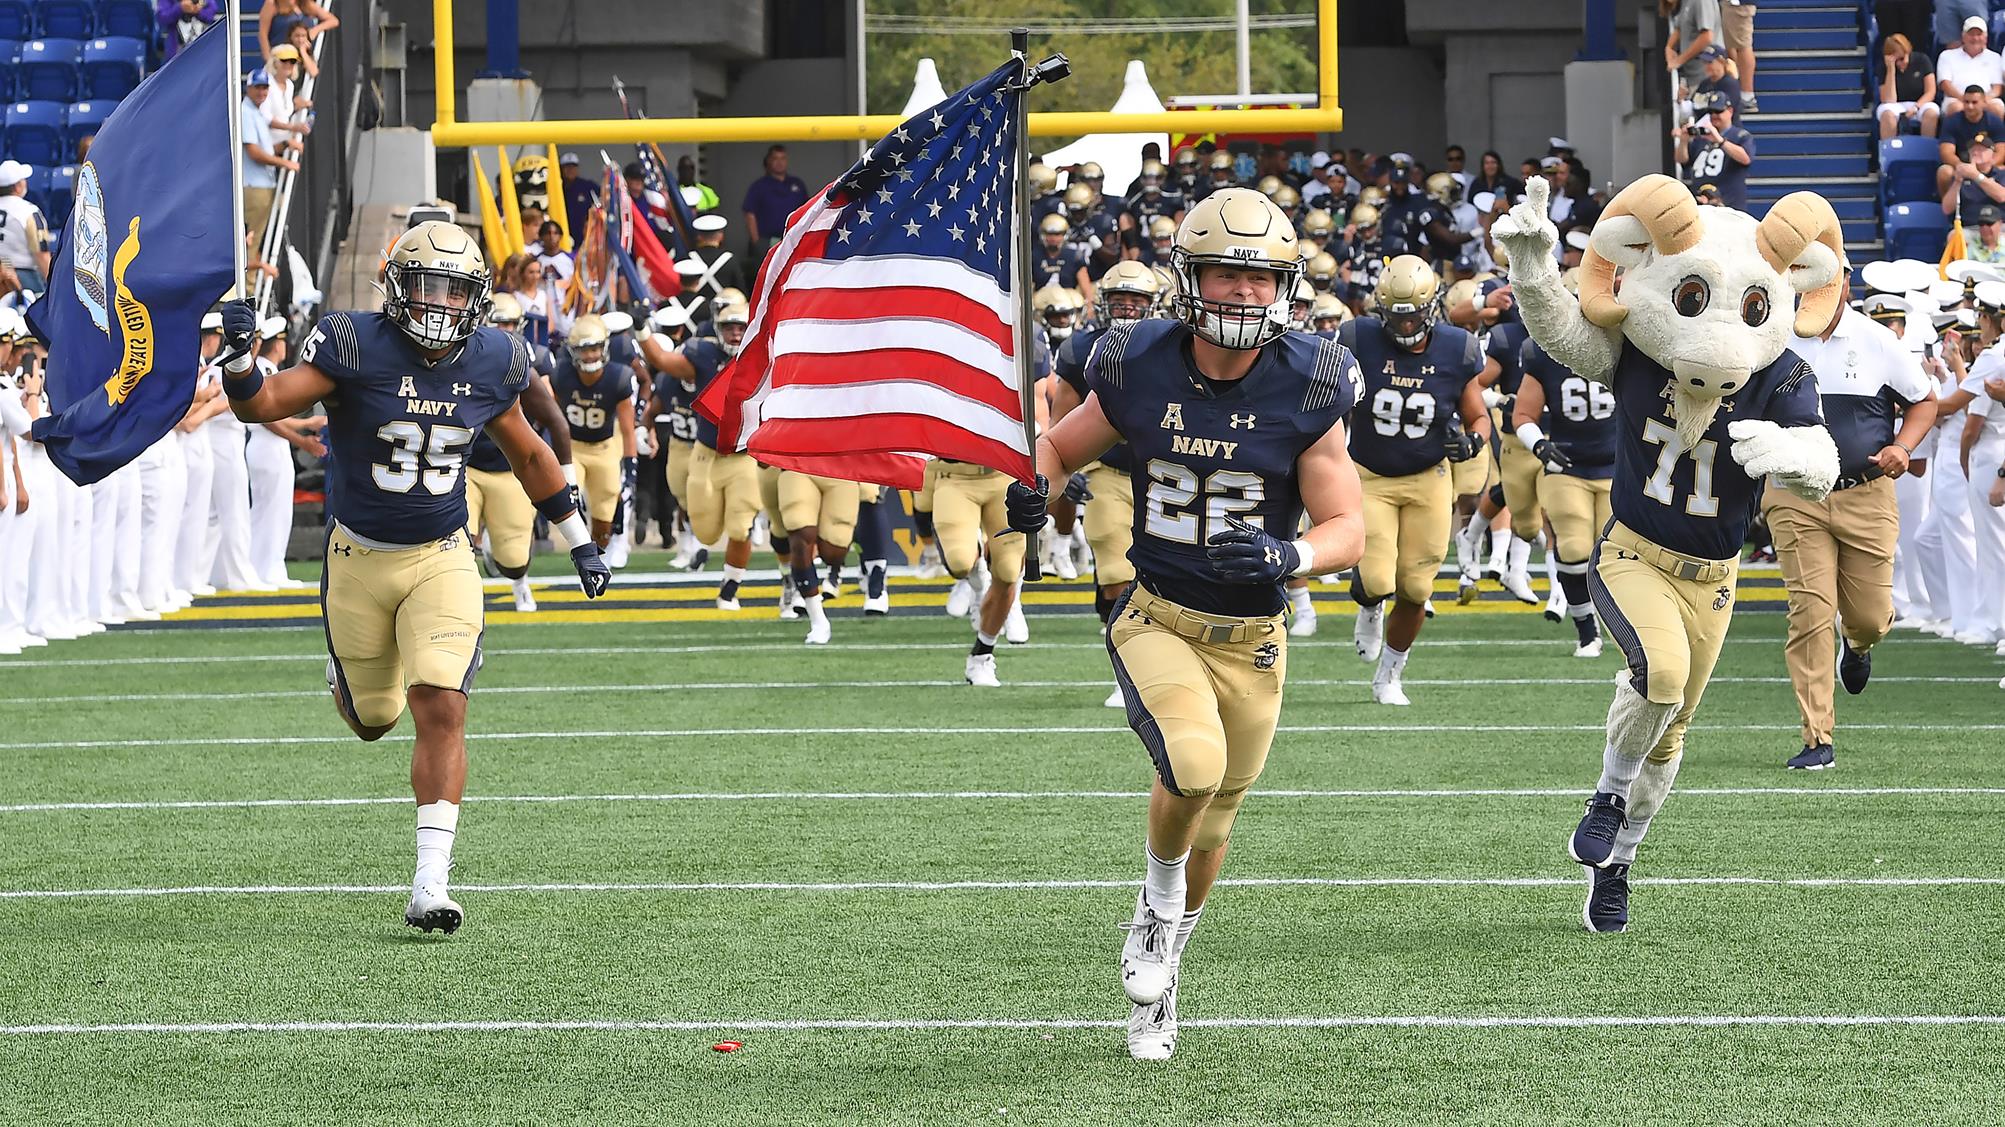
696, 194, 1032, 490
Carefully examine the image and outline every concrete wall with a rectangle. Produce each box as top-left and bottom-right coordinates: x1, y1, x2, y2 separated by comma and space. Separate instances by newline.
1333, 47, 1447, 158
705, 58, 859, 247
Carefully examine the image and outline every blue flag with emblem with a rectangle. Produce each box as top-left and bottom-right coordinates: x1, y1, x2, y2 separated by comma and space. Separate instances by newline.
27, 22, 238, 484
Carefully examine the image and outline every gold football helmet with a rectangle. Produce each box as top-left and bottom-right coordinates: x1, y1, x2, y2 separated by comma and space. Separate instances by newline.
1034, 283, 1080, 343
712, 301, 750, 356
487, 291, 524, 328
1359, 185, 1389, 210
567, 313, 610, 373
1028, 162, 1058, 197
1290, 277, 1315, 330
1170, 187, 1302, 350
1301, 208, 1335, 241
1174, 147, 1200, 174
1078, 161, 1105, 184
1136, 159, 1166, 190
1038, 211, 1070, 240
1350, 202, 1381, 236
1425, 171, 1461, 206
1097, 260, 1161, 325
1208, 150, 1235, 175
1272, 184, 1301, 217
1063, 181, 1095, 219
1306, 251, 1339, 290
1256, 174, 1284, 199
384, 220, 492, 350
1373, 254, 1441, 350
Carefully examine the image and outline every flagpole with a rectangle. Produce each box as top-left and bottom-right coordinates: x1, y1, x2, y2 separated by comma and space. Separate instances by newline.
226, 0, 245, 298
1008, 27, 1043, 583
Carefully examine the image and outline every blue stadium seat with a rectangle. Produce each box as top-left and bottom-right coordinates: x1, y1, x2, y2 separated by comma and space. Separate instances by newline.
1885, 203, 1953, 262
23, 161, 49, 213
0, 0, 30, 40
79, 34, 137, 99
15, 37, 79, 101
3, 98, 62, 165
34, 0, 95, 39
1880, 137, 1941, 206
44, 160, 73, 225
61, 97, 103, 153
95, 0, 148, 40
0, 38, 22, 101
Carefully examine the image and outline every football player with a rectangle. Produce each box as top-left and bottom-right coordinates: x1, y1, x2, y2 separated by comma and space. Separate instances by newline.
464, 293, 573, 611
777, 469, 860, 644
1007, 187, 1366, 1062
1514, 338, 1618, 654
638, 302, 761, 610
1339, 255, 1492, 705
1125, 158, 1186, 228
640, 304, 701, 567
1338, 203, 1385, 313
548, 314, 637, 550
1309, 292, 1349, 337
216, 223, 610, 935
1034, 212, 1092, 297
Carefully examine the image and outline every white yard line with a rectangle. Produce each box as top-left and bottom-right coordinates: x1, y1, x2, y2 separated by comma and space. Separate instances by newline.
2, 875, 1999, 901
2, 786, 1998, 815
1, 1013, 2000, 1037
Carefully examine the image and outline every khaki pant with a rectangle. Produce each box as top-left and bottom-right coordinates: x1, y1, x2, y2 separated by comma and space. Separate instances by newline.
757, 462, 787, 536
1498, 434, 1545, 541
778, 471, 861, 549
323, 523, 484, 730
1763, 476, 1899, 746
572, 436, 623, 524
1083, 462, 1135, 586
1451, 445, 1491, 498
1539, 473, 1613, 565
1108, 585, 1286, 850
464, 467, 535, 571
1358, 461, 1453, 605
931, 461, 1025, 582
1590, 521, 1738, 764
665, 439, 695, 510
1721, 0, 1754, 50
687, 444, 761, 544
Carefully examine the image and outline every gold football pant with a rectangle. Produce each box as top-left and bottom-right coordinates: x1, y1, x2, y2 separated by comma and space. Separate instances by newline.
323, 523, 485, 731
930, 461, 1025, 582
1763, 476, 1898, 747
1497, 434, 1545, 541
1452, 441, 1491, 498
665, 438, 695, 511
1358, 462, 1453, 605
757, 462, 787, 537
1589, 521, 1738, 763
1083, 461, 1135, 586
572, 436, 623, 524
687, 444, 762, 545
778, 471, 861, 550
1538, 472, 1614, 566
1107, 585, 1286, 851
463, 467, 535, 572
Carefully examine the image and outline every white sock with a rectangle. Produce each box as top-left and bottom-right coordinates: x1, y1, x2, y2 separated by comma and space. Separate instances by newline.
1595, 743, 1647, 800
1375, 643, 1410, 683
1508, 535, 1530, 573
415, 800, 459, 890
975, 628, 998, 648
1170, 905, 1204, 968
1488, 528, 1509, 566
1543, 544, 1559, 586
1287, 586, 1312, 613
723, 564, 746, 582
1143, 846, 1189, 920
511, 575, 531, 597
805, 593, 827, 627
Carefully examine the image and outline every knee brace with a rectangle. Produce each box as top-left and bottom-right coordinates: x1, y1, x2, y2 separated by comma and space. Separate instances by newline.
1349, 573, 1387, 608
1193, 787, 1248, 852
1095, 587, 1115, 623
1487, 484, 1505, 508
771, 532, 791, 558
912, 510, 936, 540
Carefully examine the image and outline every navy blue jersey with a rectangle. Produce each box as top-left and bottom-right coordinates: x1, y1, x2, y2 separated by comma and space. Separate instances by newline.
1520, 340, 1616, 480
1125, 188, 1185, 227
1608, 340, 1825, 559
549, 353, 633, 443
1030, 192, 1065, 223
681, 338, 733, 450
302, 312, 529, 544
1338, 318, 1482, 478
1067, 212, 1119, 261
652, 372, 699, 444
1033, 246, 1087, 290
465, 343, 554, 473
1485, 320, 1529, 395
1086, 320, 1362, 616
1056, 325, 1130, 471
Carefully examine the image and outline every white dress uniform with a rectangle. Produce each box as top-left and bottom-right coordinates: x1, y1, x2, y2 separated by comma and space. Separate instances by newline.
245, 416, 298, 588
0, 381, 27, 650
205, 358, 259, 590
134, 419, 188, 611
1892, 423, 1935, 621
1917, 366, 1978, 636
1960, 363, 2005, 641
174, 365, 218, 595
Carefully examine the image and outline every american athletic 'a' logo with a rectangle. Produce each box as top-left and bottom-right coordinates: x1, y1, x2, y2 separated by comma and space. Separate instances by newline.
1230, 413, 1256, 429
399, 376, 417, 397
1161, 403, 1185, 431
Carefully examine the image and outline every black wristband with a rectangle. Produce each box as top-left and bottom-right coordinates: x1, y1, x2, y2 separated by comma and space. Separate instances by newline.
533, 487, 576, 523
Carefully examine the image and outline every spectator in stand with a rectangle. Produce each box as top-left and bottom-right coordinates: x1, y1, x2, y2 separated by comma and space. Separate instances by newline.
1936, 84, 2005, 193
1675, 89, 1755, 208
1695, 45, 1742, 113
1722, 0, 1758, 110
1970, 203, 2005, 262
741, 144, 808, 258
158, 0, 217, 61
285, 22, 319, 78
1936, 1, 1988, 50
1470, 150, 1520, 201
1937, 16, 2005, 116
1941, 125, 2005, 215
257, 0, 336, 70
1881, 33, 1941, 138
556, 153, 597, 240
0, 166, 47, 295
676, 156, 720, 212
262, 44, 311, 144
1520, 157, 1543, 186
1442, 144, 1471, 192
509, 257, 567, 349
1662, 0, 1721, 100
534, 220, 573, 285
239, 70, 296, 288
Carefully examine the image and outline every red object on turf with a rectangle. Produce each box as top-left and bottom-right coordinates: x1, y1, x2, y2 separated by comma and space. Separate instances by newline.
712, 1041, 743, 1053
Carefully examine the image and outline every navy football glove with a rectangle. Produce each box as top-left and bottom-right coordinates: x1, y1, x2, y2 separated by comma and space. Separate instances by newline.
1205, 514, 1299, 584
621, 456, 638, 487
1005, 474, 1048, 535
1532, 437, 1573, 473
571, 542, 612, 598
218, 300, 257, 367
1061, 471, 1093, 503
1445, 429, 1483, 463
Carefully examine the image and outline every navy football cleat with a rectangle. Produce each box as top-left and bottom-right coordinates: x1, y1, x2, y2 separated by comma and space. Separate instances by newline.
1581, 863, 1630, 933
1786, 743, 1835, 770
1839, 642, 1871, 695
1567, 791, 1626, 868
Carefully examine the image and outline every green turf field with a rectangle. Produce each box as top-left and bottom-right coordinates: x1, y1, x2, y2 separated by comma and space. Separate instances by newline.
2, 576, 2003, 1125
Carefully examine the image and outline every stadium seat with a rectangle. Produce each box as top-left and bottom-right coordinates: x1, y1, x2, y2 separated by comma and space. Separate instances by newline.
79, 34, 138, 100
33, 0, 95, 40
95, 0, 148, 40
0, 0, 29, 40
1885, 202, 1952, 262
61, 97, 104, 153
0, 38, 22, 101
3, 98, 63, 165
1880, 137, 1941, 206
15, 37, 79, 101
44, 160, 73, 224
23, 161, 49, 212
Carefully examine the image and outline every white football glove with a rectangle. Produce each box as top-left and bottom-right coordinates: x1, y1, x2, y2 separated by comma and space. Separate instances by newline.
1481, 386, 1505, 410
1490, 176, 1559, 267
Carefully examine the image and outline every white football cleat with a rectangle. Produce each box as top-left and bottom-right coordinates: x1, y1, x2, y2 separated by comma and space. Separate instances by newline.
1353, 603, 1384, 661
716, 596, 741, 612
863, 593, 890, 616
1574, 636, 1604, 659
404, 885, 463, 934
1371, 678, 1411, 707
1051, 540, 1079, 580
804, 619, 831, 645
1104, 685, 1126, 709
190, 583, 218, 597
511, 578, 537, 613
945, 578, 973, 618
1994, 639, 2005, 658
964, 652, 1000, 687
915, 545, 947, 579
1004, 599, 1029, 644
969, 557, 991, 602
1545, 587, 1566, 623
1118, 892, 1176, 1006
1289, 603, 1318, 637
607, 534, 630, 569
778, 584, 802, 620
1502, 566, 1539, 605
1953, 631, 1994, 646
1127, 973, 1179, 1061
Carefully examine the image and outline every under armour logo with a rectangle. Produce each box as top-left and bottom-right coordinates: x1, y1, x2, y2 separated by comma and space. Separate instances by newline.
330, 542, 352, 556
1230, 413, 1256, 429
453, 383, 473, 396
1160, 403, 1185, 431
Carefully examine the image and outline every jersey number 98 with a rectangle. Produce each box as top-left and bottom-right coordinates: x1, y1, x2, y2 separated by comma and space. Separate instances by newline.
1369, 387, 1435, 438
566, 403, 607, 431
374, 421, 475, 495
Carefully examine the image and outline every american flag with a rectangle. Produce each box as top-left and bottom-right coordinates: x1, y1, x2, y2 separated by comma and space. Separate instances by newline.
695, 61, 1032, 490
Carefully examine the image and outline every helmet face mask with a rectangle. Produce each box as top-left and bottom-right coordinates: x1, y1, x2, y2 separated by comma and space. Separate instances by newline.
567, 314, 610, 373
1096, 262, 1161, 326
1373, 255, 1442, 351
385, 221, 491, 351
1169, 188, 1301, 351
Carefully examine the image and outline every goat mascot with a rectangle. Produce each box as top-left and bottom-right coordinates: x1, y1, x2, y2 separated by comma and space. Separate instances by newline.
1491, 174, 1840, 933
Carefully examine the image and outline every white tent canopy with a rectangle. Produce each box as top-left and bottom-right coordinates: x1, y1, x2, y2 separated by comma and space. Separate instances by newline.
1037, 60, 1169, 199
900, 58, 948, 118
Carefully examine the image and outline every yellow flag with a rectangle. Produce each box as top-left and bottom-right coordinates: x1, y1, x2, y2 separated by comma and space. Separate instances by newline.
496, 146, 525, 255
469, 150, 510, 269
1942, 218, 1967, 279
546, 143, 573, 252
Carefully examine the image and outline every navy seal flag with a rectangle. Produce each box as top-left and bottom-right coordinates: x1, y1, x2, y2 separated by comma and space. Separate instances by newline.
27, 21, 239, 484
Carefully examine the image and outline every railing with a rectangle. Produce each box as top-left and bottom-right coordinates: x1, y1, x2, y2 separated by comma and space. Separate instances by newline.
250, 0, 331, 317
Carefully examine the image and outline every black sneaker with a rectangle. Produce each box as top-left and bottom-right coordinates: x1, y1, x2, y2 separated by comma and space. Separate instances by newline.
684, 547, 710, 572
1567, 791, 1627, 868
1839, 642, 1871, 695
1582, 863, 1630, 933
1786, 743, 1835, 770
